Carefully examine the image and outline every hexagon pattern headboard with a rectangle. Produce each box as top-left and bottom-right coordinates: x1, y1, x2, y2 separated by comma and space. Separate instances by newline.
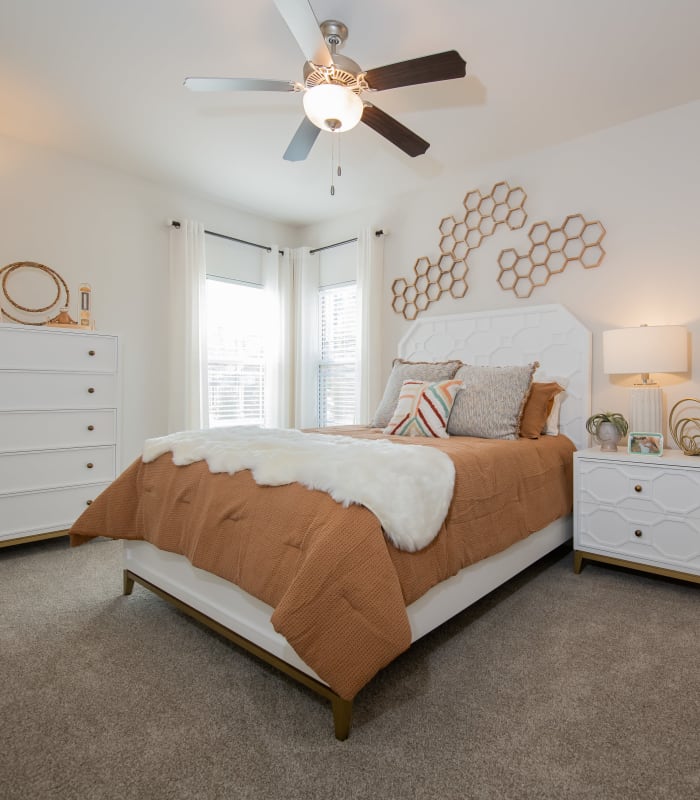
397, 304, 592, 450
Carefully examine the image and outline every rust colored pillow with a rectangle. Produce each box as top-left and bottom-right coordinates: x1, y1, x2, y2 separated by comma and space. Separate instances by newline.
519, 382, 564, 439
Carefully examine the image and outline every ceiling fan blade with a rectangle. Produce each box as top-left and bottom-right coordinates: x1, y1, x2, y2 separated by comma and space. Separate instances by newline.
283, 116, 321, 161
364, 50, 466, 91
361, 104, 429, 158
273, 0, 333, 67
184, 77, 296, 92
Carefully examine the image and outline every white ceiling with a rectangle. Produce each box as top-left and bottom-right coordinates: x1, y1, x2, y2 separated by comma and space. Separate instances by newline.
2, 0, 700, 227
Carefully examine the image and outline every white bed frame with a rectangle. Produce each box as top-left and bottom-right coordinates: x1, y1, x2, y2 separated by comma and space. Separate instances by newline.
123, 304, 591, 739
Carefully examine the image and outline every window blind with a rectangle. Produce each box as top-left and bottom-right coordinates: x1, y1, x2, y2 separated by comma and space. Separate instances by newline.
318, 283, 357, 426
206, 278, 266, 427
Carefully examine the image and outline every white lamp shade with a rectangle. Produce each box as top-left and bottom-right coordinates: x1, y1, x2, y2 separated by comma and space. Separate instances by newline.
602, 325, 688, 376
303, 84, 363, 132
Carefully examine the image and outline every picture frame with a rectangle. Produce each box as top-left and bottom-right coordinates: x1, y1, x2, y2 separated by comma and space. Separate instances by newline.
628, 432, 663, 456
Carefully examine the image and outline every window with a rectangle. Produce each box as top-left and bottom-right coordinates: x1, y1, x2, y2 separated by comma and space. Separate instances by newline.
318, 282, 357, 426
206, 278, 267, 427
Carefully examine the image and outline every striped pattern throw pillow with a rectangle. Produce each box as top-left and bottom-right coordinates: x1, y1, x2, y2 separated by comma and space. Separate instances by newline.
383, 379, 463, 438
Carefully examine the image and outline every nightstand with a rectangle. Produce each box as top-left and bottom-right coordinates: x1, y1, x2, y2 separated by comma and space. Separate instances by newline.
574, 447, 700, 584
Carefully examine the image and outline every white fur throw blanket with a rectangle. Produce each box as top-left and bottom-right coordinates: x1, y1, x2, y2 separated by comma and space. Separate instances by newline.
142, 427, 455, 552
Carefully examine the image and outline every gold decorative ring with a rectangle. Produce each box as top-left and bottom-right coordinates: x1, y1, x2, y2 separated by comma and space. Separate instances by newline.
0, 262, 70, 325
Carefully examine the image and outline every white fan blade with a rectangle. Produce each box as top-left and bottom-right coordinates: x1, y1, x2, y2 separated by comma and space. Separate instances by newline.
273, 0, 333, 67
283, 117, 321, 161
184, 77, 296, 92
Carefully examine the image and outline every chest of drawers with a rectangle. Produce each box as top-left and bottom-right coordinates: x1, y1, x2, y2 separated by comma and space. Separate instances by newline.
574, 447, 700, 583
0, 324, 120, 547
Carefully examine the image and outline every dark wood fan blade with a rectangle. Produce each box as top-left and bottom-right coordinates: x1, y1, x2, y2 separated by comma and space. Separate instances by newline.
361, 104, 429, 157
364, 50, 466, 91
273, 0, 333, 67
184, 77, 296, 92
283, 116, 321, 161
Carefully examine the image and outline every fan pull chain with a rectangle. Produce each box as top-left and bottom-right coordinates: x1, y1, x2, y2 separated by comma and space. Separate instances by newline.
330, 133, 343, 196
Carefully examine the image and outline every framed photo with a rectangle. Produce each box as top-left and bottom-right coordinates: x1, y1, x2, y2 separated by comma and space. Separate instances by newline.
628, 432, 663, 456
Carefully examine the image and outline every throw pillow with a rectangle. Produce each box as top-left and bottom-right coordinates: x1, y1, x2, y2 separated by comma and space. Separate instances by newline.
383, 379, 463, 438
371, 359, 462, 428
447, 363, 538, 439
519, 382, 565, 439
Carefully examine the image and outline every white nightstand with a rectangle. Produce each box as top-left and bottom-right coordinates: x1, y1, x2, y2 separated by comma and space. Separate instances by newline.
574, 447, 700, 584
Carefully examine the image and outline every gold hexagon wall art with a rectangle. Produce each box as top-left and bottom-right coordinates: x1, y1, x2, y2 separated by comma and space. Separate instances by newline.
496, 214, 606, 299
391, 181, 528, 320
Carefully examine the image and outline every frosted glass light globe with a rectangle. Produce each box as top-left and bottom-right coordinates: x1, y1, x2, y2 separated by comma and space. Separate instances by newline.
303, 84, 363, 132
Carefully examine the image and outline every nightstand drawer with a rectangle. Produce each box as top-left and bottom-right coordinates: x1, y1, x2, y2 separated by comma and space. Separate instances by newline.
577, 459, 700, 517
577, 502, 700, 574
0, 446, 116, 493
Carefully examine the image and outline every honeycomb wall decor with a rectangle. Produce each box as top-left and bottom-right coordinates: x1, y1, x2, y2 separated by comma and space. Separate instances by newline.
497, 214, 606, 299
391, 181, 528, 320
391, 182, 607, 318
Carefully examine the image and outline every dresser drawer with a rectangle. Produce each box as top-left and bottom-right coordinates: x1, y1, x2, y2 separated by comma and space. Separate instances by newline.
0, 445, 116, 493
577, 460, 700, 518
0, 371, 118, 410
0, 482, 112, 540
0, 409, 117, 451
576, 501, 700, 574
0, 327, 117, 372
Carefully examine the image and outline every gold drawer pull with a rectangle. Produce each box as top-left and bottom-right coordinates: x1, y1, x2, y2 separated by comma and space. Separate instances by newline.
86, 499, 93, 506
634, 529, 643, 538
87, 425, 95, 431
634, 485, 642, 493
88, 387, 95, 394
86, 463, 94, 469
88, 350, 96, 356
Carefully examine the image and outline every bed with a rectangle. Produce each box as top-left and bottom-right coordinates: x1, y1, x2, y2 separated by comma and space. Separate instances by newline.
71, 303, 591, 739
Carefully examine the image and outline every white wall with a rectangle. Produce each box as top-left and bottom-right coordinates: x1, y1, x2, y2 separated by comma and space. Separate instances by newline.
300, 99, 700, 446
0, 134, 298, 464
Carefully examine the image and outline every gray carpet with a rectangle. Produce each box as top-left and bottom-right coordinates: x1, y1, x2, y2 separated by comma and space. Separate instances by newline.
1, 537, 698, 800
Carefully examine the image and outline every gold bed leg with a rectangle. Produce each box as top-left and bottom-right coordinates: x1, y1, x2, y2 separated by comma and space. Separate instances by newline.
331, 697, 353, 741
123, 570, 135, 595
573, 550, 585, 574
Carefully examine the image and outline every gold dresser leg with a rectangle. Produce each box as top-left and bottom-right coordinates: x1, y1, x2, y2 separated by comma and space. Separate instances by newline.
573, 550, 585, 574
331, 697, 353, 741
123, 570, 135, 595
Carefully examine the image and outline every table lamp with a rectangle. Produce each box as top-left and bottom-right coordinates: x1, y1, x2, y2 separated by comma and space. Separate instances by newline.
602, 324, 688, 434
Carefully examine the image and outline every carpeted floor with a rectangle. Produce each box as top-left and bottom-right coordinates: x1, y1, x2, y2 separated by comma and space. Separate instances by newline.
1, 537, 698, 800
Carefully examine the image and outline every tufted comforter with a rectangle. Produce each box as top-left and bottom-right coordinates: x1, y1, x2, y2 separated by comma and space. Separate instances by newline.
70, 427, 574, 700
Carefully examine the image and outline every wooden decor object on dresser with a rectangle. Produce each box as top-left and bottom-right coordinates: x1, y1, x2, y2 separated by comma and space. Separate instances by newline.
574, 447, 700, 584
0, 324, 119, 548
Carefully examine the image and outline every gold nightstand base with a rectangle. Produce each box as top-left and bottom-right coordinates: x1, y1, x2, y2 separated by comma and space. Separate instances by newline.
0, 529, 69, 549
574, 550, 700, 585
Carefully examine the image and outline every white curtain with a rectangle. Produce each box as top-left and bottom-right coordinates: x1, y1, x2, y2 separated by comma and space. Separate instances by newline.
356, 228, 384, 424
262, 246, 293, 428
292, 247, 321, 428
168, 220, 207, 432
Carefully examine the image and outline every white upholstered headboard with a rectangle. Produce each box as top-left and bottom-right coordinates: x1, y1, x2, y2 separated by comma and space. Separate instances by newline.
397, 304, 592, 450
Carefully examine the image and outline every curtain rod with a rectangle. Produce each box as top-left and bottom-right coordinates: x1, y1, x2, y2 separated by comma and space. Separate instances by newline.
169, 221, 283, 255
309, 230, 384, 255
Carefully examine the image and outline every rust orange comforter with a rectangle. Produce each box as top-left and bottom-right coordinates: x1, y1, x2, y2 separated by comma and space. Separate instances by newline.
70, 428, 574, 700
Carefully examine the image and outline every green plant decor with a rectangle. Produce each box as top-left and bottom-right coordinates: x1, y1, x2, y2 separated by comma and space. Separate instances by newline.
586, 411, 629, 451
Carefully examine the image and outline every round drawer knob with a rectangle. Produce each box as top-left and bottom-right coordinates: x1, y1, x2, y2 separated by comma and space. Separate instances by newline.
86, 499, 93, 506
634, 485, 642, 493
88, 387, 95, 394
634, 529, 643, 538
88, 350, 96, 356
86, 463, 94, 469
87, 425, 95, 431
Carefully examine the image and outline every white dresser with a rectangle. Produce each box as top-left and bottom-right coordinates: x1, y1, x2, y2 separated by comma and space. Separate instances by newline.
574, 447, 700, 584
0, 324, 119, 547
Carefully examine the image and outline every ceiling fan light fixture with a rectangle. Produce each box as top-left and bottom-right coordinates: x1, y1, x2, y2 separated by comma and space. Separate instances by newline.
302, 84, 363, 132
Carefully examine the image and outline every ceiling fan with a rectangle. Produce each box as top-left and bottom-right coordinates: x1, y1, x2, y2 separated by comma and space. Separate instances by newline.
184, 0, 467, 162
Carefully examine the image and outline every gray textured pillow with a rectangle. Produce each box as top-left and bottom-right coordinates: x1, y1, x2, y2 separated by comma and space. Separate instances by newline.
446, 363, 538, 439
371, 359, 462, 428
